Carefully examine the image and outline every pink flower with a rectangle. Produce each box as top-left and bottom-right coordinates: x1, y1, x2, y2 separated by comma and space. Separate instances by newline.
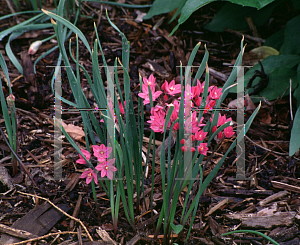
185, 111, 200, 134
194, 96, 201, 107
80, 168, 98, 184
217, 131, 223, 139
138, 83, 162, 105
197, 79, 205, 94
190, 147, 196, 153
169, 99, 180, 122
209, 86, 222, 100
147, 108, 166, 133
76, 149, 91, 164
212, 126, 218, 133
224, 126, 235, 138
181, 145, 188, 152
195, 130, 208, 142
143, 74, 156, 91
95, 159, 117, 180
162, 80, 181, 96
119, 100, 126, 114
197, 143, 208, 156
93, 144, 112, 162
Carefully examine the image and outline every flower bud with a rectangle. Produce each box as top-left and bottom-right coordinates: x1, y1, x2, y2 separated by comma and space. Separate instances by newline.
28, 40, 42, 55
6, 94, 15, 107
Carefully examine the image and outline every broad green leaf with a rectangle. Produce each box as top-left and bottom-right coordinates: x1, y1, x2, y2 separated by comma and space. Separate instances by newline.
205, 1, 280, 32
264, 28, 285, 50
280, 15, 300, 55
228, 0, 275, 9
290, 106, 300, 156
245, 55, 300, 87
291, 0, 300, 9
143, 0, 185, 19
171, 0, 215, 35
258, 67, 299, 100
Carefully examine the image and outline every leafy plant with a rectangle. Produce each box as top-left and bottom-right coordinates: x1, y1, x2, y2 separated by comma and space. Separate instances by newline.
42, 1, 261, 242
144, 0, 277, 35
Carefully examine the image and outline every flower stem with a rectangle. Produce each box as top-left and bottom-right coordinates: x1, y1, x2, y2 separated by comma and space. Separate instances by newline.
91, 180, 101, 220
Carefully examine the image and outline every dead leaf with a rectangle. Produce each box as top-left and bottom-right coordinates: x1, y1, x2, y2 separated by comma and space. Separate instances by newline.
61, 121, 85, 143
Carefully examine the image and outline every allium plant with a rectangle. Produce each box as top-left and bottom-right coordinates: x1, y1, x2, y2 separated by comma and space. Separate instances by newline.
41, 3, 261, 242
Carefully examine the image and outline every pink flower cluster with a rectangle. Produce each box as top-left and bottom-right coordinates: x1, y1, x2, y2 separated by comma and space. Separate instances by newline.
76, 144, 117, 183
138, 74, 235, 156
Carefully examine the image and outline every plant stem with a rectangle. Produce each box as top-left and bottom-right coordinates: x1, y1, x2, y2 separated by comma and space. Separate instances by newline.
91, 180, 101, 220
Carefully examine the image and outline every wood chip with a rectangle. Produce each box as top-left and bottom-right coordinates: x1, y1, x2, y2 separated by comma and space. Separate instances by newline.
272, 181, 300, 194
205, 197, 233, 217
96, 227, 118, 245
259, 190, 289, 206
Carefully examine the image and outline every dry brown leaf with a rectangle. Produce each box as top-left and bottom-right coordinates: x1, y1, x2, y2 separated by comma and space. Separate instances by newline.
61, 121, 85, 143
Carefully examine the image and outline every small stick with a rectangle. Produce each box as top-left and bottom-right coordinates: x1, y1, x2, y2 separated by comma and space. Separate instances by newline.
0, 223, 38, 240
0, 127, 39, 189
17, 191, 93, 241
10, 231, 85, 245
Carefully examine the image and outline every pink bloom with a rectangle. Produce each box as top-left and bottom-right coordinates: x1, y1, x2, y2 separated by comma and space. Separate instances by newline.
209, 86, 222, 100
198, 143, 208, 156
169, 100, 180, 122
180, 139, 185, 144
190, 147, 196, 153
162, 80, 181, 96
224, 126, 235, 138
217, 131, 223, 139
119, 100, 126, 114
197, 79, 205, 94
194, 96, 201, 107
93, 144, 112, 162
217, 114, 227, 127
185, 111, 200, 134
95, 159, 117, 180
147, 108, 166, 133
190, 134, 195, 142
143, 74, 156, 91
80, 168, 98, 184
163, 94, 168, 101
181, 145, 188, 152
195, 130, 208, 142
198, 117, 206, 127
192, 85, 200, 99
211, 113, 227, 127
173, 122, 179, 131
212, 126, 218, 133
138, 83, 162, 105
76, 149, 91, 164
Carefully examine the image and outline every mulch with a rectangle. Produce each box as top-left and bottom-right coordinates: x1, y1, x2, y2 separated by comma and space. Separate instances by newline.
0, 0, 300, 244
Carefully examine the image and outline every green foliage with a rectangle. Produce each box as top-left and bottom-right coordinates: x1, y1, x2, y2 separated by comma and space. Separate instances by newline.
144, 0, 277, 35
205, 1, 281, 32
290, 107, 300, 156
221, 230, 280, 245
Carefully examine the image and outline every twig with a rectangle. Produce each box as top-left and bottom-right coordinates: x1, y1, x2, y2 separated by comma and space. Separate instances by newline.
17, 191, 93, 242
289, 79, 293, 121
0, 223, 38, 239
0, 127, 39, 189
10, 231, 86, 245
245, 135, 289, 156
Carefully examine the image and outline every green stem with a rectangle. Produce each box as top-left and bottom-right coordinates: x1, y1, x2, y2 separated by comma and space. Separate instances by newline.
91, 180, 101, 220
221, 230, 279, 245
